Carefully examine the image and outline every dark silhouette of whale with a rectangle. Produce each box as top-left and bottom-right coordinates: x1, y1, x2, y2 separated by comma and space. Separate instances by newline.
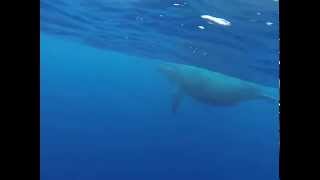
157, 62, 279, 112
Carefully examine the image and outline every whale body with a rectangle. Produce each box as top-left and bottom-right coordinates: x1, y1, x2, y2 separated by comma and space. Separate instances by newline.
158, 62, 279, 112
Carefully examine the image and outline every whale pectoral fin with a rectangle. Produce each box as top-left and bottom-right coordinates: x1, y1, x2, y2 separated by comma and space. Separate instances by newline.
171, 90, 184, 113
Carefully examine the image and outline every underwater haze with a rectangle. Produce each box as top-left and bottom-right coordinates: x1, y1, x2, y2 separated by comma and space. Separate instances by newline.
40, 0, 279, 180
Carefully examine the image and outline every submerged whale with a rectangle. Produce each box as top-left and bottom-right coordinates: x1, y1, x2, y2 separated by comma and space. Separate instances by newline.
157, 62, 279, 112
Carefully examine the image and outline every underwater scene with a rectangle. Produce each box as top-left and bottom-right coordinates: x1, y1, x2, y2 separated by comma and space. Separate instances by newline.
40, 0, 279, 180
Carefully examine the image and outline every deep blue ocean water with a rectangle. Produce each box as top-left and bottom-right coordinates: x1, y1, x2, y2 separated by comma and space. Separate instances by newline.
40, 0, 279, 180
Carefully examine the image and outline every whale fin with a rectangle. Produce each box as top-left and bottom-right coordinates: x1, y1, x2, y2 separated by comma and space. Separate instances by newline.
171, 90, 184, 113
259, 86, 279, 102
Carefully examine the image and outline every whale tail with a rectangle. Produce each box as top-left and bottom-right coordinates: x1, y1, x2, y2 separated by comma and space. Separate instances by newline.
259, 86, 279, 102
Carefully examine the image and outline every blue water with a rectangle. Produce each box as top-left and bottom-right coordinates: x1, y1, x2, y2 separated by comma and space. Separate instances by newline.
41, 0, 279, 180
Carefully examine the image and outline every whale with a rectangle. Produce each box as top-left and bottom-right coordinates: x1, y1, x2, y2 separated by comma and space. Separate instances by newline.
157, 62, 279, 112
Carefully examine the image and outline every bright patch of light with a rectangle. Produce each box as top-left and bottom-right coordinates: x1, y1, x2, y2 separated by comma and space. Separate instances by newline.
201, 15, 231, 26
266, 21, 273, 26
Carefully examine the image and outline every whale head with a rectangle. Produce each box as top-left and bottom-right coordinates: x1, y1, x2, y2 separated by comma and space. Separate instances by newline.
157, 63, 182, 83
